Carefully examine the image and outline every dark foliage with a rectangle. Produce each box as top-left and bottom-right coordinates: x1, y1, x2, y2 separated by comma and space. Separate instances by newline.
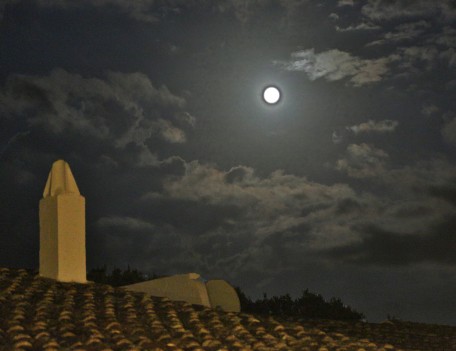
87, 265, 159, 287
235, 287, 365, 321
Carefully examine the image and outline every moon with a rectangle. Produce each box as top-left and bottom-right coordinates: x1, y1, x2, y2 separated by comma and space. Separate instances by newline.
262, 86, 281, 105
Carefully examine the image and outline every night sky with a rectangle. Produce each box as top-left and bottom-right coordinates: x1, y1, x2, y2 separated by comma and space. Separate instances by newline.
1, 0, 456, 325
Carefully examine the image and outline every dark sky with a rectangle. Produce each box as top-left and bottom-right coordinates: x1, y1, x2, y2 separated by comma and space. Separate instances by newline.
1, 0, 456, 325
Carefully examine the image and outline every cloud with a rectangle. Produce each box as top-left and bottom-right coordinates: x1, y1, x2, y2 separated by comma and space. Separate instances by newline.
30, 0, 160, 23
324, 157, 456, 266
0, 68, 191, 167
224, 165, 256, 184
332, 127, 352, 144
0, 131, 30, 159
421, 104, 439, 116
361, 0, 456, 21
440, 48, 456, 67
337, 0, 354, 6
275, 49, 396, 86
348, 120, 399, 134
430, 26, 456, 48
332, 120, 398, 144
429, 182, 456, 207
336, 22, 381, 32
157, 119, 187, 143
134, 156, 456, 276
325, 217, 456, 266
381, 158, 456, 194
142, 160, 361, 257
400, 46, 439, 62
97, 216, 155, 231
441, 116, 456, 145
394, 46, 440, 73
2, 0, 313, 25
335, 143, 389, 178
158, 161, 353, 208
0, 0, 156, 22
387, 44, 456, 74
366, 20, 431, 46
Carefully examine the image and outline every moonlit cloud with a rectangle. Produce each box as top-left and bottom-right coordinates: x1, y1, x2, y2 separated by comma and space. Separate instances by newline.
421, 104, 439, 116
336, 143, 389, 178
325, 218, 456, 266
275, 49, 395, 86
336, 22, 381, 32
366, 20, 431, 46
430, 26, 456, 48
0, 69, 186, 139
396, 46, 440, 72
157, 119, 187, 143
0, 69, 192, 168
361, 0, 456, 21
132, 156, 456, 279
337, 0, 354, 7
144, 160, 360, 250
332, 120, 399, 144
349, 120, 399, 134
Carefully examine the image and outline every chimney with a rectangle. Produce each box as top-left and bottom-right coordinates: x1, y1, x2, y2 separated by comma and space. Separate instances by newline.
39, 160, 86, 283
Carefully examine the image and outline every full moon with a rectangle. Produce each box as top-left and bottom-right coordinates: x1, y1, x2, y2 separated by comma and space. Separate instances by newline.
263, 86, 281, 104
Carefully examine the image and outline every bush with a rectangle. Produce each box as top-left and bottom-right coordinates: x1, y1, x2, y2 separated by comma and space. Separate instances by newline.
87, 266, 157, 287
235, 287, 365, 321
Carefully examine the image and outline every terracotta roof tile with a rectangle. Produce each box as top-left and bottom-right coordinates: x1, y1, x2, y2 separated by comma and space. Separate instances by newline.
1, 267, 456, 351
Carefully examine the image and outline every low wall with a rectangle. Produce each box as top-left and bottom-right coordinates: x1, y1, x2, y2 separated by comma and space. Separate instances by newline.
122, 273, 211, 307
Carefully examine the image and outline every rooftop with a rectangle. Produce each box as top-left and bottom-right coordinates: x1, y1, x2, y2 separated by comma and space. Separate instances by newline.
1, 267, 455, 351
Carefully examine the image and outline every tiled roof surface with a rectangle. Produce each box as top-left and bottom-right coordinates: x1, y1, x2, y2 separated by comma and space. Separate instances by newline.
1, 267, 455, 351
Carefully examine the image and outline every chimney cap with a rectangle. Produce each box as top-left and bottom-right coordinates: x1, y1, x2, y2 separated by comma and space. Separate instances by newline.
43, 159, 80, 197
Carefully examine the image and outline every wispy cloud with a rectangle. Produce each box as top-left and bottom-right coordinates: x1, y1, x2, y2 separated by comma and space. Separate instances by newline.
429, 26, 456, 48
362, 0, 456, 21
0, 69, 192, 167
336, 22, 381, 32
337, 0, 354, 7
348, 120, 399, 134
336, 143, 389, 178
97, 216, 156, 231
274, 49, 396, 86
333, 120, 399, 144
421, 104, 439, 116
366, 20, 431, 46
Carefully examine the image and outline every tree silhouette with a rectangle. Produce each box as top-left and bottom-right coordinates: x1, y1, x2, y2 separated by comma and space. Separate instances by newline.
87, 266, 158, 287
235, 287, 364, 321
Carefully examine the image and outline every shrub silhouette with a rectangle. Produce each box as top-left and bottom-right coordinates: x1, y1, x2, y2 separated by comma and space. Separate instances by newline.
235, 287, 364, 321
87, 265, 159, 286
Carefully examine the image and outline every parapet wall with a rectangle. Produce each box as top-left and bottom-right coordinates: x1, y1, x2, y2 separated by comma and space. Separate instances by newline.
123, 273, 211, 307
206, 279, 241, 312
122, 274, 241, 312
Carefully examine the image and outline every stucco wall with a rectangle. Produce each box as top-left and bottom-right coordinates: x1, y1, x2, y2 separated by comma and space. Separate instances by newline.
206, 279, 241, 312
123, 273, 211, 307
